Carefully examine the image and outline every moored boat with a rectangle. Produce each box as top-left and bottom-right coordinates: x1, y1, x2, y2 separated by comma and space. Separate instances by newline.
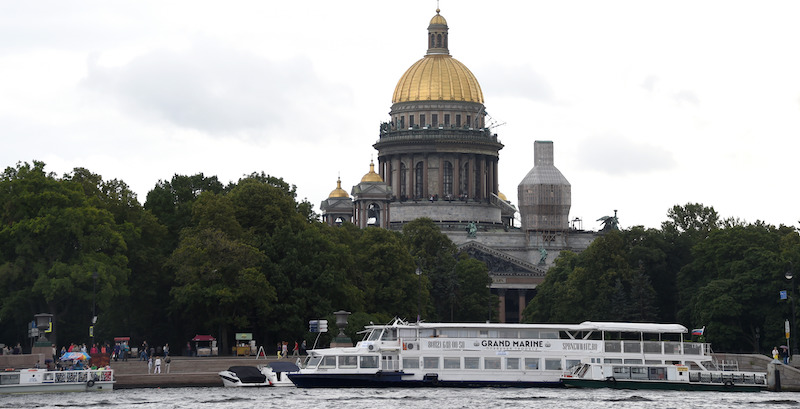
561, 361, 767, 392
0, 367, 114, 394
219, 362, 299, 387
288, 318, 732, 388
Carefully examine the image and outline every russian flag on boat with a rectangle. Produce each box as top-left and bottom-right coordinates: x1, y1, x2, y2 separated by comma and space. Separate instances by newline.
692, 326, 705, 336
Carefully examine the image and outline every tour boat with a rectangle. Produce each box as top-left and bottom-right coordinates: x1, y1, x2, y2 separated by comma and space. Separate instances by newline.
219, 362, 299, 387
288, 318, 745, 388
0, 368, 114, 393
561, 360, 767, 391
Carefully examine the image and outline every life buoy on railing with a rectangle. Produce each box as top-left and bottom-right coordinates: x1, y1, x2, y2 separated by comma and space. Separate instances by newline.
605, 376, 616, 383
724, 380, 734, 388
87, 379, 95, 387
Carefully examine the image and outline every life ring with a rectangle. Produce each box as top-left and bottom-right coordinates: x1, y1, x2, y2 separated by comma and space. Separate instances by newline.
724, 380, 734, 388
87, 380, 95, 387
606, 376, 616, 383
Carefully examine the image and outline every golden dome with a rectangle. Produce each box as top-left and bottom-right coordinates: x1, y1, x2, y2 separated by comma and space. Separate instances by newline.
328, 177, 349, 198
392, 55, 484, 104
429, 9, 447, 25
361, 160, 384, 182
498, 191, 508, 201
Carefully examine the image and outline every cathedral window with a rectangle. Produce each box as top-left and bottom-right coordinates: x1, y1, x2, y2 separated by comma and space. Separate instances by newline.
444, 114, 450, 126
429, 33, 434, 48
466, 115, 472, 128
420, 114, 426, 127
410, 115, 415, 127
432, 114, 438, 127
400, 163, 407, 198
400, 116, 405, 129
474, 161, 482, 199
444, 33, 448, 48
443, 161, 453, 197
437, 33, 442, 47
460, 163, 469, 197
415, 161, 424, 199
367, 203, 380, 226
456, 114, 461, 127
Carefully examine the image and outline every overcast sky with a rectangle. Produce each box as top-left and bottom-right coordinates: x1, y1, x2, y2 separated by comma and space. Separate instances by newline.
2, 1, 799, 230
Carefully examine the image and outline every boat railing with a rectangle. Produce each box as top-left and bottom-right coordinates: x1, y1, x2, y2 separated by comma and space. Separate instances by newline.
0, 369, 114, 386
604, 341, 710, 357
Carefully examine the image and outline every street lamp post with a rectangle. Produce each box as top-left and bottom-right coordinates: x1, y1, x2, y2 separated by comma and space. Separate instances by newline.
786, 265, 797, 357
416, 267, 422, 322
91, 272, 97, 343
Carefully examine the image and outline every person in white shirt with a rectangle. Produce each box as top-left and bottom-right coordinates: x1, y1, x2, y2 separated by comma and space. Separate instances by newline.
155, 356, 162, 374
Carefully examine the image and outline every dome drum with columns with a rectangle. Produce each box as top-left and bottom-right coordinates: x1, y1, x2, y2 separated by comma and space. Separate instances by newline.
371, 8, 505, 228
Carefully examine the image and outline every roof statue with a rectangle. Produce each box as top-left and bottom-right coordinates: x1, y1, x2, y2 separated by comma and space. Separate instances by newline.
466, 222, 477, 238
597, 210, 619, 232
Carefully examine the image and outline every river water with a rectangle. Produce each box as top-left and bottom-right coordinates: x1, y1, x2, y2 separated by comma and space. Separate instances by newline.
2, 387, 800, 409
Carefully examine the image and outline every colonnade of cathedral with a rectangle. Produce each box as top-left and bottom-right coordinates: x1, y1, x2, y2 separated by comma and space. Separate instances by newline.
376, 154, 499, 201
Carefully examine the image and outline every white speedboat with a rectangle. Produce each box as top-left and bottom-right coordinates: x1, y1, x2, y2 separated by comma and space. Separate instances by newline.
219, 362, 299, 387
0, 368, 114, 393
288, 318, 739, 388
561, 360, 767, 392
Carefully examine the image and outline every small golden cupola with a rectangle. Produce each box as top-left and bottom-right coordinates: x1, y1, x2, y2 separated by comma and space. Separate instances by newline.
328, 177, 349, 198
361, 160, 384, 183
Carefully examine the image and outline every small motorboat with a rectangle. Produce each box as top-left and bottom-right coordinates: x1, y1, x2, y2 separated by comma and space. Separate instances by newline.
219, 362, 300, 387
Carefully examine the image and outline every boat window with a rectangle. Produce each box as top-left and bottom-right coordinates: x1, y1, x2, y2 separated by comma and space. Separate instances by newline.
306, 356, 322, 368
439, 329, 478, 338
402, 357, 420, 369
381, 329, 398, 341
645, 360, 663, 365
519, 330, 539, 339
623, 342, 641, 353
399, 329, 417, 339
540, 331, 559, 339
338, 356, 358, 368
524, 358, 539, 370
420, 329, 436, 338
506, 358, 520, 370
624, 359, 643, 365
439, 329, 459, 338
498, 330, 518, 338
423, 357, 440, 369
649, 367, 666, 380
604, 341, 622, 353
484, 357, 501, 370
664, 342, 681, 354
684, 343, 702, 355
465, 357, 480, 369
479, 330, 489, 338
444, 357, 461, 369
643, 342, 662, 353
544, 358, 562, 371
1, 373, 20, 385
360, 356, 379, 368
320, 356, 337, 369
604, 358, 623, 364
612, 366, 630, 378
367, 330, 382, 341
631, 367, 648, 380
566, 359, 581, 370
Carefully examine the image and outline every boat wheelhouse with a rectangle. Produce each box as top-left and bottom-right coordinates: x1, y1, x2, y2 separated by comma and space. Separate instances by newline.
288, 318, 718, 388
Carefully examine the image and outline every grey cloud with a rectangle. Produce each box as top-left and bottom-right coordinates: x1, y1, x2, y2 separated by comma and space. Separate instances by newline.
477, 64, 555, 102
82, 39, 352, 138
577, 133, 676, 175
673, 90, 699, 105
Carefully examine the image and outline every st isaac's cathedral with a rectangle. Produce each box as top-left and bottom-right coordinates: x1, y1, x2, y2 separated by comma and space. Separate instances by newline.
320, 8, 597, 322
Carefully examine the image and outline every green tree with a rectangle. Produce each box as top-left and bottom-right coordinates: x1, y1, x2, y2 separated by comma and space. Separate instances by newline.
0, 162, 130, 345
